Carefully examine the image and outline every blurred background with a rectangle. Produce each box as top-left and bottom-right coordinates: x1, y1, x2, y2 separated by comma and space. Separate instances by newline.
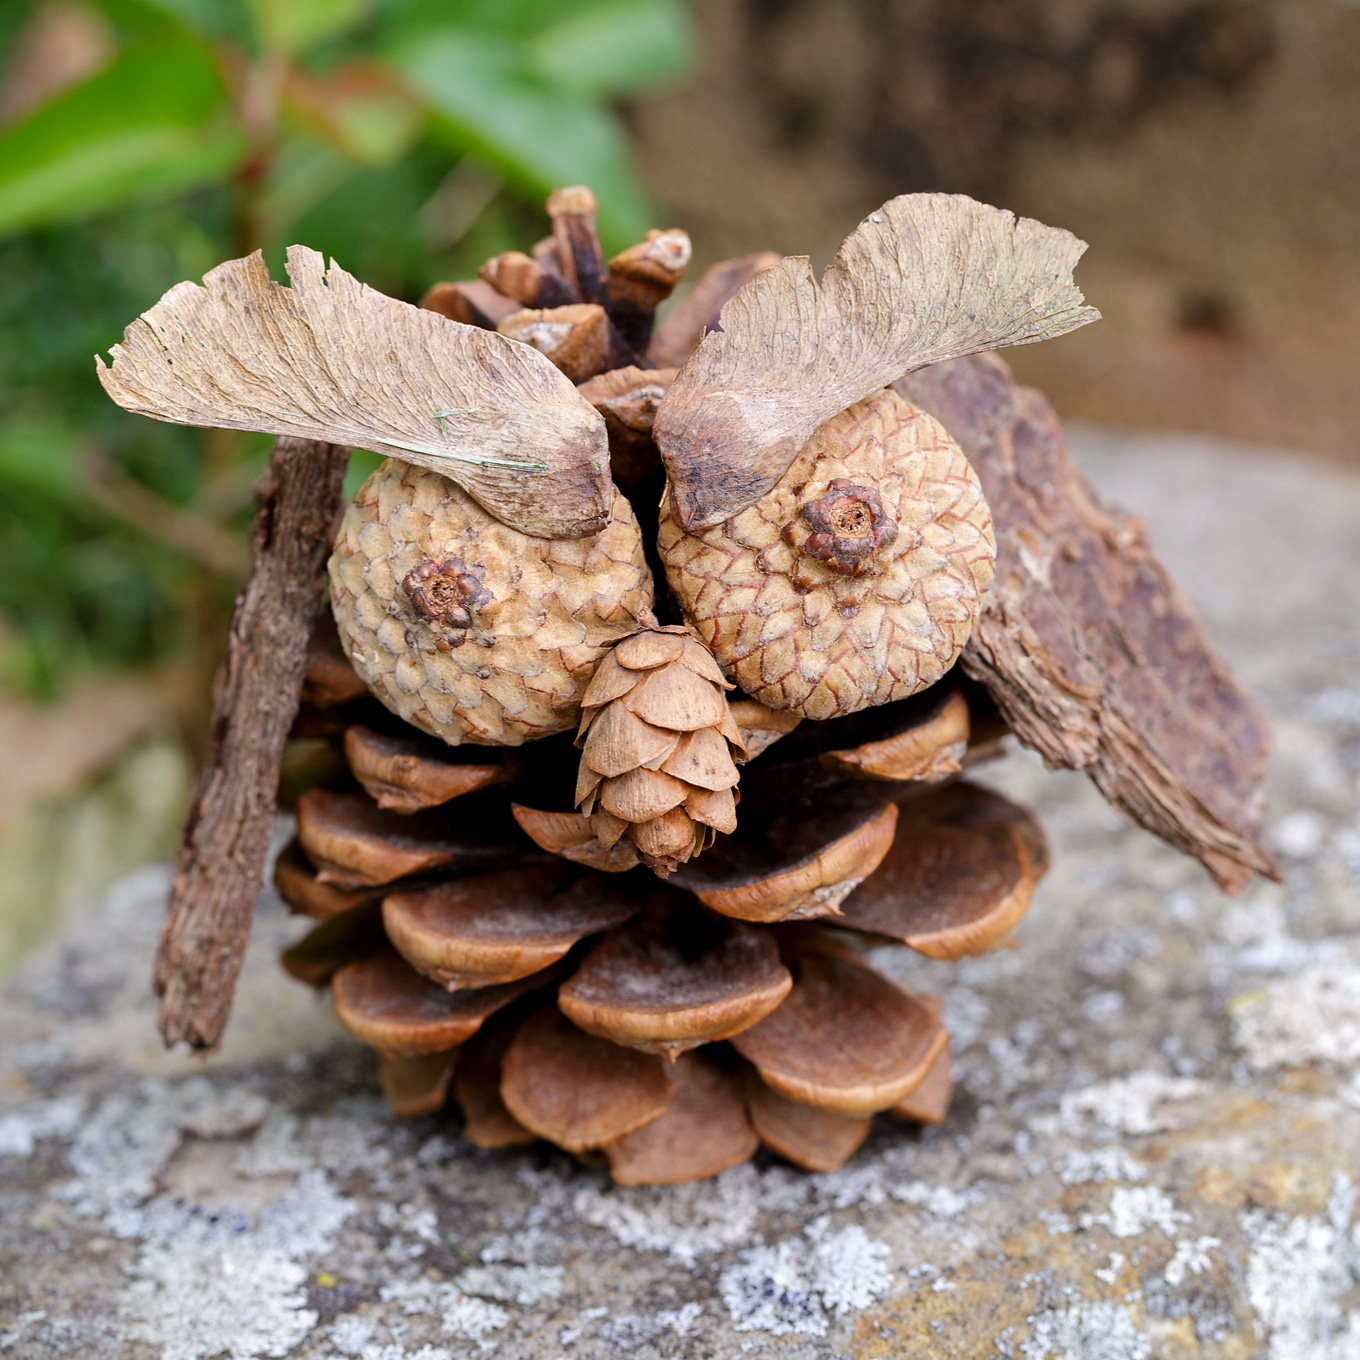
0, 0, 1356, 972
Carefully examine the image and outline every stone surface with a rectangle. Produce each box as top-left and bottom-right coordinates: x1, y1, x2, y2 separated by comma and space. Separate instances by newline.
2, 428, 1359, 1360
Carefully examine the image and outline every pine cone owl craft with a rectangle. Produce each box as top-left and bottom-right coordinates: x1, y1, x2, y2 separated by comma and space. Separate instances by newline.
99, 185, 1275, 1181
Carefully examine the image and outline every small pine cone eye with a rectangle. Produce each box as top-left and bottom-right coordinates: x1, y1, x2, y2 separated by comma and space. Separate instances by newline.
796, 479, 899, 576
573, 627, 746, 876
402, 557, 492, 631
658, 388, 996, 721
329, 460, 653, 747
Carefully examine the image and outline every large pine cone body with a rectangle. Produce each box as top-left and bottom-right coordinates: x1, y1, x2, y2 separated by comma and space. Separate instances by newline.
576, 627, 745, 874
330, 460, 652, 746
658, 389, 996, 720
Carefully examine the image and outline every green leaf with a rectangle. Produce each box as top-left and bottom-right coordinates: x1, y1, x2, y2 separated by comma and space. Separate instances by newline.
0, 40, 244, 237
526, 0, 694, 98
245, 0, 371, 54
390, 31, 649, 247
0, 419, 84, 502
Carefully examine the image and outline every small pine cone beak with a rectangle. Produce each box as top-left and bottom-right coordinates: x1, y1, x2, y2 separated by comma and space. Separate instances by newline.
574, 627, 743, 875
658, 388, 997, 721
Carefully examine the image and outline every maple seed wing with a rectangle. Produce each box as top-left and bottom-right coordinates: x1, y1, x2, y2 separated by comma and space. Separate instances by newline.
97, 246, 614, 539
655, 192, 1100, 529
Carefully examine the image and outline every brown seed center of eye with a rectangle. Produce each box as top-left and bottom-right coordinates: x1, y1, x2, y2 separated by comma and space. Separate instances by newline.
830, 500, 873, 537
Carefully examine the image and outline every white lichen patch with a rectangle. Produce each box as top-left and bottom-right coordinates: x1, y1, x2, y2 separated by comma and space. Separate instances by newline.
1055, 1071, 1204, 1136
458, 1264, 564, 1307
1019, 1300, 1151, 1360
1058, 1147, 1147, 1186
1232, 948, 1360, 1071
572, 1163, 763, 1263
116, 1170, 354, 1360
379, 1279, 510, 1351
1164, 1236, 1221, 1286
1243, 1174, 1360, 1360
0, 1093, 85, 1157
1083, 1186, 1190, 1240
718, 1221, 892, 1337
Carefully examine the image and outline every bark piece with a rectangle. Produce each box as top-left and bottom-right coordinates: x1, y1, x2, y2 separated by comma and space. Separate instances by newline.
97, 246, 613, 539
343, 725, 508, 814
669, 765, 898, 922
819, 687, 970, 782
890, 1040, 953, 1124
279, 903, 385, 987
332, 949, 550, 1057
378, 1049, 460, 1117
301, 611, 369, 709
745, 1073, 872, 1172
838, 781, 1043, 960
382, 864, 635, 990
419, 279, 522, 330
497, 304, 610, 384
730, 938, 947, 1115
727, 699, 802, 760
453, 1009, 537, 1148
558, 899, 792, 1057
510, 805, 641, 872
295, 787, 526, 889
547, 185, 605, 303
602, 1051, 757, 1185
151, 435, 349, 1050
654, 193, 1098, 530
646, 251, 783, 369
478, 251, 576, 309
499, 1007, 674, 1152
604, 230, 692, 352
897, 351, 1274, 892
577, 365, 676, 493
273, 838, 389, 920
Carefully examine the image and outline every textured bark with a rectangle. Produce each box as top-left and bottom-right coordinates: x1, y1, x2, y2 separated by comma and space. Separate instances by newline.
155, 436, 350, 1050
898, 352, 1275, 893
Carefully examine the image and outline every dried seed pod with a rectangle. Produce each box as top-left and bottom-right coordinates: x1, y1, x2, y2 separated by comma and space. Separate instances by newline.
727, 699, 803, 760
557, 898, 792, 1058
294, 788, 523, 888
479, 251, 576, 309
378, 1049, 460, 1117
744, 1072, 871, 1172
419, 280, 521, 330
659, 388, 995, 720
332, 949, 552, 1057
344, 725, 508, 813
453, 1010, 537, 1148
573, 625, 746, 875
301, 612, 370, 709
577, 365, 676, 494
602, 1051, 757, 1185
497, 304, 610, 383
279, 903, 385, 987
837, 783, 1045, 960
382, 864, 635, 990
510, 805, 642, 873
646, 251, 783, 369
730, 937, 946, 1115
329, 461, 652, 747
818, 687, 970, 782
889, 1040, 953, 1124
273, 839, 388, 920
669, 765, 898, 922
604, 229, 692, 352
500, 1006, 674, 1152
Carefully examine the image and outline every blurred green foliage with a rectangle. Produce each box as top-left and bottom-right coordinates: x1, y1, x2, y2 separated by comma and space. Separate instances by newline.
0, 0, 691, 698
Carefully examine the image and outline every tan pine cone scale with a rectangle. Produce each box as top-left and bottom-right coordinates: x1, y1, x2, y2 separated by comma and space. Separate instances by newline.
330, 460, 652, 748
658, 388, 996, 721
